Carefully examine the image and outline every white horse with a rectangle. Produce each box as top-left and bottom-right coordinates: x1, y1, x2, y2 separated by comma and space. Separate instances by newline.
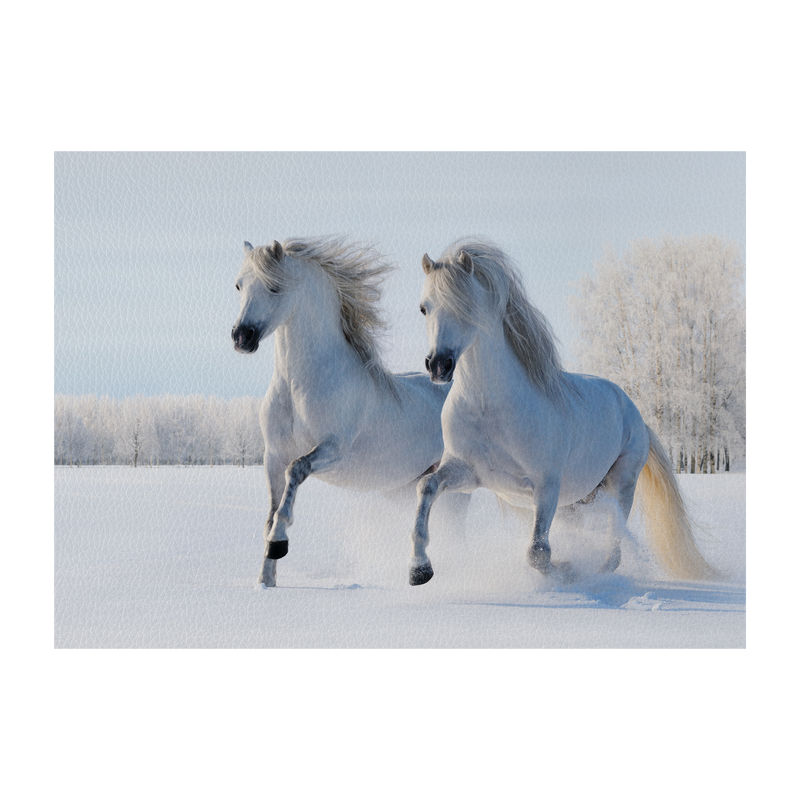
232, 237, 462, 588
409, 238, 718, 586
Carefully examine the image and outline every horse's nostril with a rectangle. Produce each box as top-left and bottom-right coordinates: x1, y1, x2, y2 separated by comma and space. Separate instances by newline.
233, 326, 256, 346
425, 357, 431, 372
444, 357, 454, 373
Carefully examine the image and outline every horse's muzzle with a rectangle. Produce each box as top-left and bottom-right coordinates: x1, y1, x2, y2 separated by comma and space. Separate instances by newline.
232, 325, 259, 353
425, 352, 455, 383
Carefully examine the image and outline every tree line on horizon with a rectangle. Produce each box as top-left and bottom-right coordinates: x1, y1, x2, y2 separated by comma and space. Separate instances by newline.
54, 394, 264, 467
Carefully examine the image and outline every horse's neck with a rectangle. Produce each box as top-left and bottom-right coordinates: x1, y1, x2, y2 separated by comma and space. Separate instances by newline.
456, 320, 539, 403
273, 267, 359, 385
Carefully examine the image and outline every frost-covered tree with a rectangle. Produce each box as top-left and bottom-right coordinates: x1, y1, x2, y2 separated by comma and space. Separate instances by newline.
116, 395, 157, 467
570, 234, 745, 473
55, 395, 91, 466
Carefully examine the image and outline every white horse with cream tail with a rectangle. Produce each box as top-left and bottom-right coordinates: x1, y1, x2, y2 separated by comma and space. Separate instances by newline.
232, 237, 463, 588
410, 238, 718, 586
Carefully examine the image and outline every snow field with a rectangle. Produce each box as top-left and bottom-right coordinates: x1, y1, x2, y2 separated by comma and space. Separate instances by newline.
55, 467, 745, 647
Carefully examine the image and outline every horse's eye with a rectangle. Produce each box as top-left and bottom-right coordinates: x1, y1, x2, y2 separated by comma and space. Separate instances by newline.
419, 305, 426, 316
235, 283, 241, 292
269, 286, 280, 295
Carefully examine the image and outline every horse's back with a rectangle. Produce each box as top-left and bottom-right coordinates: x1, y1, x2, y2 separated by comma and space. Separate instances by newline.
564, 372, 646, 433
564, 372, 647, 440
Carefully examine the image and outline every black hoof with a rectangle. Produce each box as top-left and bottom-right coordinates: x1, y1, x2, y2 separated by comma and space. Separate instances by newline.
409, 562, 434, 586
267, 540, 289, 560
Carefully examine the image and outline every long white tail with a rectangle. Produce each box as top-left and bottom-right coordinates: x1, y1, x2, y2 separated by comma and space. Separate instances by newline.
633, 426, 720, 580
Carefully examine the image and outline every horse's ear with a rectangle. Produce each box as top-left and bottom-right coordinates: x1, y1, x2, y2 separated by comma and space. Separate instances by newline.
422, 253, 435, 274
458, 250, 474, 274
270, 240, 284, 262
243, 241, 253, 254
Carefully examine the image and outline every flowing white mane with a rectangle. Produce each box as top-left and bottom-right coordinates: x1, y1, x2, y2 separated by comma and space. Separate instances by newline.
245, 237, 398, 393
429, 237, 569, 401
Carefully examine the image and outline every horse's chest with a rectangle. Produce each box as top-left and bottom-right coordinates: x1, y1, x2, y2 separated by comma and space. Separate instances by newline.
446, 402, 523, 471
450, 402, 535, 465
265, 382, 339, 455
444, 394, 564, 496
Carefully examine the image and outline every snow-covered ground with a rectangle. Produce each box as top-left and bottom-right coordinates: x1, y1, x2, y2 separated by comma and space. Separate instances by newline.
55, 467, 745, 648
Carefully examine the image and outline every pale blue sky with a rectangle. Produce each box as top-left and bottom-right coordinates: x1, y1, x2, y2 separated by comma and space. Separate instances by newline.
55, 152, 745, 398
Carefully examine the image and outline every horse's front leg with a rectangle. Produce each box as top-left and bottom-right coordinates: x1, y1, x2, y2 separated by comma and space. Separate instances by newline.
266, 440, 341, 561
410, 458, 476, 585
526, 477, 565, 577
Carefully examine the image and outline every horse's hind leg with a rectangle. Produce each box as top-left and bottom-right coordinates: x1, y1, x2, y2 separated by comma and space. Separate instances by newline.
257, 454, 285, 588
257, 514, 278, 587
596, 445, 648, 574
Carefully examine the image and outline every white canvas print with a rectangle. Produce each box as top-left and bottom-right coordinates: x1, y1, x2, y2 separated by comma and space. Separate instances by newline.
54, 152, 745, 648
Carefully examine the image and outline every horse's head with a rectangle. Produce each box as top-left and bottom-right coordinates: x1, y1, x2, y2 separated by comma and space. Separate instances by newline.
419, 249, 484, 383
232, 241, 294, 353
